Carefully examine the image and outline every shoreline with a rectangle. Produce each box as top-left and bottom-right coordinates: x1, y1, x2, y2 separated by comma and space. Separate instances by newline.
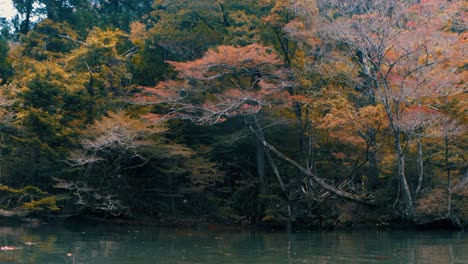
2, 214, 463, 232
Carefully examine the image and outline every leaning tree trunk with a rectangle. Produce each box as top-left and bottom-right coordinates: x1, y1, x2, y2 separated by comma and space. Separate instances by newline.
248, 123, 376, 205
250, 117, 295, 229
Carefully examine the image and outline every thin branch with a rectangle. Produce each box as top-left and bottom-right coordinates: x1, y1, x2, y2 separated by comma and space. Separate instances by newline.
59, 34, 87, 46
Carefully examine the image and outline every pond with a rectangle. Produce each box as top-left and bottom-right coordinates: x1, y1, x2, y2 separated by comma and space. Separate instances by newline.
0, 220, 467, 263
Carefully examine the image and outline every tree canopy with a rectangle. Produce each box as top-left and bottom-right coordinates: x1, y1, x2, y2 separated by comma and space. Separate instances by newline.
0, 0, 466, 228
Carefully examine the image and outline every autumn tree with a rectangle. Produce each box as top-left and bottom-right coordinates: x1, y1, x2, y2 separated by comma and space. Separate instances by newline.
136, 44, 377, 210
399, 105, 439, 194
136, 44, 290, 204
6, 60, 82, 187
62, 27, 138, 122
63, 111, 166, 216
2, 20, 137, 188
317, 89, 388, 190
3, 20, 80, 187
0, 89, 15, 179
303, 0, 466, 217
60, 111, 195, 218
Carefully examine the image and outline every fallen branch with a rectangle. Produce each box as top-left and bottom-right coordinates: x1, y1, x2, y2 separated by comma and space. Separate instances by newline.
249, 124, 377, 205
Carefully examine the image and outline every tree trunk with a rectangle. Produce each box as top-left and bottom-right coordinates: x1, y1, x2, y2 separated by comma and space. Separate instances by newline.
250, 118, 295, 228
445, 135, 451, 216
20, 0, 34, 34
367, 147, 380, 189
395, 132, 414, 216
415, 137, 424, 194
256, 137, 268, 195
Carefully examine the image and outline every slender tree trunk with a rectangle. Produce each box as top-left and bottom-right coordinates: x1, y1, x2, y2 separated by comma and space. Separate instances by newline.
292, 102, 316, 173
415, 136, 424, 194
395, 132, 414, 216
265, 145, 295, 228
251, 115, 268, 195
368, 147, 379, 189
33, 148, 40, 186
250, 117, 295, 228
383, 94, 414, 215
445, 135, 451, 216
256, 137, 268, 195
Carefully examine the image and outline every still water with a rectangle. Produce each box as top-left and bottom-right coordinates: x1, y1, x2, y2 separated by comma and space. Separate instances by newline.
0, 221, 466, 264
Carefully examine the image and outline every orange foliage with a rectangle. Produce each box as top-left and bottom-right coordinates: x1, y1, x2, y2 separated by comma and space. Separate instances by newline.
135, 44, 292, 123
167, 44, 284, 80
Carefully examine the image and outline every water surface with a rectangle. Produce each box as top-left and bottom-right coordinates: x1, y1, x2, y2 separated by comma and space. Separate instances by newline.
0, 221, 466, 263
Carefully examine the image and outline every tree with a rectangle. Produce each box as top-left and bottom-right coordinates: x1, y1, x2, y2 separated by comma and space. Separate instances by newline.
137, 44, 290, 209
93, 0, 153, 31
62, 27, 138, 122
304, 0, 466, 216
3, 20, 85, 188
136, 44, 290, 122
61, 111, 194, 218
37, 0, 96, 32
0, 18, 13, 40
9, 60, 82, 187
0, 37, 12, 84
12, 0, 39, 34
148, 0, 267, 60
135, 44, 376, 207
317, 89, 388, 189
0, 90, 15, 179
399, 105, 439, 194
19, 19, 79, 61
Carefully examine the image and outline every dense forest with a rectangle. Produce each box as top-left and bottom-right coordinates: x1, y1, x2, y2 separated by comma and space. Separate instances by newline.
0, 0, 466, 229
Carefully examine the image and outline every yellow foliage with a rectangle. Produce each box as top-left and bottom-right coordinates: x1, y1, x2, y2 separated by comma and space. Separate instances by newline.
0, 184, 23, 194
84, 111, 167, 141
129, 22, 148, 43
23, 197, 60, 212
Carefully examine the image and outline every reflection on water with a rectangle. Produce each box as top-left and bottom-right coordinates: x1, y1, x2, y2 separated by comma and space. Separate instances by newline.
0, 220, 467, 264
